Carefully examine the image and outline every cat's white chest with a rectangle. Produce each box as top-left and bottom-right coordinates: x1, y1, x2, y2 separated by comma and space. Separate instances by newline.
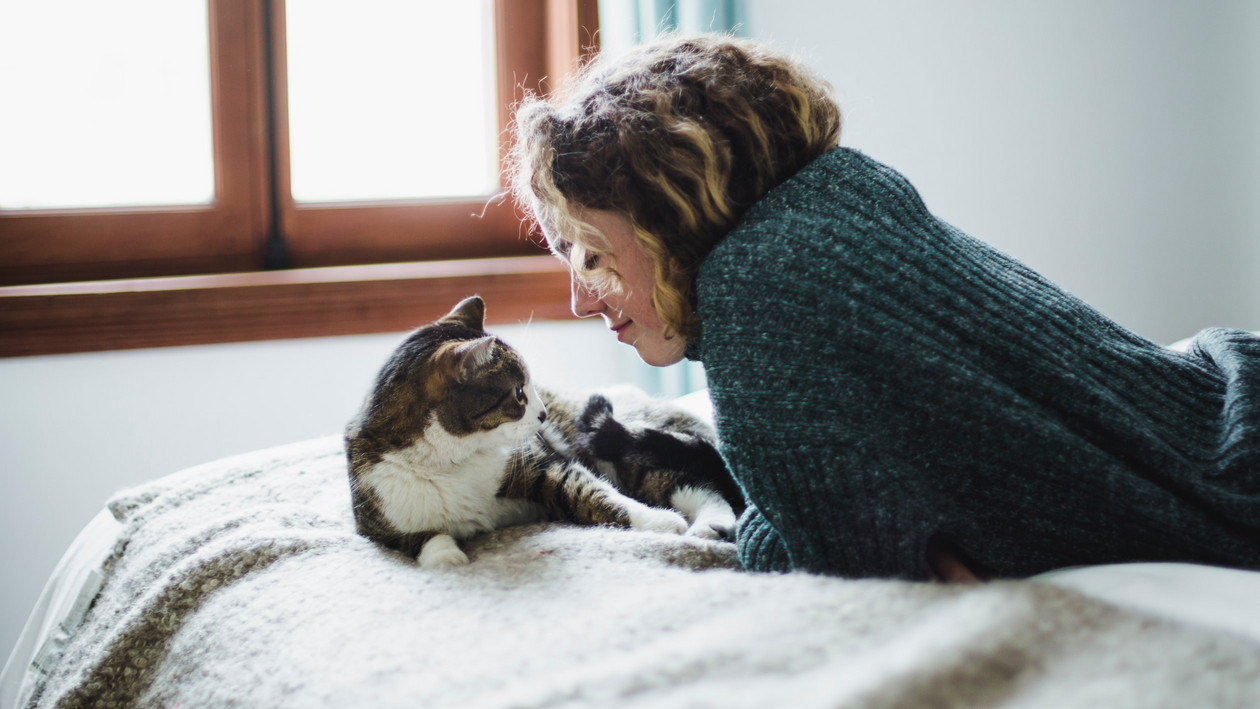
362, 416, 542, 538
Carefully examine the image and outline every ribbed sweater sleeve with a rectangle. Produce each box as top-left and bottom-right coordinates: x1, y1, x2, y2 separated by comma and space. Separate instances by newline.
687, 148, 1260, 579
735, 504, 793, 572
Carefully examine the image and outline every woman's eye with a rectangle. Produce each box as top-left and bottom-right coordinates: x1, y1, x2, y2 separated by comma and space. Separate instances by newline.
582, 254, 600, 270
513, 386, 527, 404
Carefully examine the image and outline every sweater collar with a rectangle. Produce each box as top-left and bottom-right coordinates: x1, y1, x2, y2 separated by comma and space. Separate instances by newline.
682, 147, 862, 364
683, 334, 704, 362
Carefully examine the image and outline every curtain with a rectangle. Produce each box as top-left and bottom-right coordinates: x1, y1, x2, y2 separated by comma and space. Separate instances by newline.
598, 0, 745, 57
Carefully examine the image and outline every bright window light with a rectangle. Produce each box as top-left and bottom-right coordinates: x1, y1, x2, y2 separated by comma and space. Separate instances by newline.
0, 0, 214, 210
285, 0, 498, 203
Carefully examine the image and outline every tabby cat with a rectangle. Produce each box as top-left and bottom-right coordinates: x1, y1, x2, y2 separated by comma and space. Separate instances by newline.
345, 296, 742, 568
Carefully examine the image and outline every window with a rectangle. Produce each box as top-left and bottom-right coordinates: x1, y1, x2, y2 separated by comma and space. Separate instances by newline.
285, 2, 499, 203
0, 0, 597, 356
1, 1, 215, 211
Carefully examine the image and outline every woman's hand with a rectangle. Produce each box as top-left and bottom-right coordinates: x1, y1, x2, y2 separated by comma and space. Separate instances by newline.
926, 539, 988, 583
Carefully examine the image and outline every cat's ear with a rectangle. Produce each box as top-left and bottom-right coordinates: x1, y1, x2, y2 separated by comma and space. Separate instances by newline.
451, 336, 497, 382
440, 296, 486, 332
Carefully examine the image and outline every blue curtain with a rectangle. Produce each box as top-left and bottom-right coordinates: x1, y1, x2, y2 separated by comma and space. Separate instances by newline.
598, 0, 746, 56
639, 0, 744, 37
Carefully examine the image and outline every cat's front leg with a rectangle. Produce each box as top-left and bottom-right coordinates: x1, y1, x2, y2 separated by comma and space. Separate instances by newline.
501, 451, 686, 534
567, 472, 688, 534
624, 498, 689, 534
418, 533, 470, 568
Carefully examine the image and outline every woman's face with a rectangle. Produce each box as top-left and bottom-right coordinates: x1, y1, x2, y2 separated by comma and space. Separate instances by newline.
566, 209, 687, 367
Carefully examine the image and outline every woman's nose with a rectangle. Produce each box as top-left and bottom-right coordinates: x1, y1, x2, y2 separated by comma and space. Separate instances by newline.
570, 276, 603, 318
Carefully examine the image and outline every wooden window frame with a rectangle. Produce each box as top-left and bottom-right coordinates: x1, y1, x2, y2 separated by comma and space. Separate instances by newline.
0, 0, 270, 287
0, 0, 597, 357
273, 0, 558, 269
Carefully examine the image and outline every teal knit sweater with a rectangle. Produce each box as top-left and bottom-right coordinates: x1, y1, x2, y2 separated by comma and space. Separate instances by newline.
685, 148, 1260, 579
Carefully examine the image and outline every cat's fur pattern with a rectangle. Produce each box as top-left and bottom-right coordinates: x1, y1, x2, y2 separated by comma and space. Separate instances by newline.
576, 393, 745, 539
345, 296, 739, 568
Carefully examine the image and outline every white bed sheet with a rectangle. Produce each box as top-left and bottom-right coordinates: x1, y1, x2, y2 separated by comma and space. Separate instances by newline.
1, 510, 118, 709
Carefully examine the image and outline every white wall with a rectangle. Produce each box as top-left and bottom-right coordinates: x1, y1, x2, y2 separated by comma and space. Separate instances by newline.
745, 0, 1259, 343
1249, 0, 1260, 316
0, 321, 701, 664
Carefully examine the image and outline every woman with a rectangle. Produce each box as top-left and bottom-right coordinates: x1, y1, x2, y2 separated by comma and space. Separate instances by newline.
508, 34, 1260, 581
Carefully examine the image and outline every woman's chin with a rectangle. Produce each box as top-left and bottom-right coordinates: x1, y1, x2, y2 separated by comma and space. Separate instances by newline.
631, 337, 688, 367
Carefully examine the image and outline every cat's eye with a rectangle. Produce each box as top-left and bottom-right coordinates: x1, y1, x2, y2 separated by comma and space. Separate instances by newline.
512, 385, 527, 404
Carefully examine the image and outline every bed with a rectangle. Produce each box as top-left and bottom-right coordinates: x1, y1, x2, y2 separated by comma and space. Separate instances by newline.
5, 391, 1260, 708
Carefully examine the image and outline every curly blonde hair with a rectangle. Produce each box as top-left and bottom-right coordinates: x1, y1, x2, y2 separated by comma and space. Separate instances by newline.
508, 34, 841, 339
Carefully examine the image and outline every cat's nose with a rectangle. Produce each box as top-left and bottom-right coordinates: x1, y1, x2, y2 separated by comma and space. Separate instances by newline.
538, 409, 547, 423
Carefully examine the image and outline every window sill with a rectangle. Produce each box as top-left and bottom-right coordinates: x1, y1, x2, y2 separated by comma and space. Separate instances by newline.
0, 256, 572, 357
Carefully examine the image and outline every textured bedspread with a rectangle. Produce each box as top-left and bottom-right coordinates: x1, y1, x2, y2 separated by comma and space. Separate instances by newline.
28, 437, 1260, 708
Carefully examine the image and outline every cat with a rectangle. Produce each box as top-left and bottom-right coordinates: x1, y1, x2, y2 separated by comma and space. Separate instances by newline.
345, 295, 742, 568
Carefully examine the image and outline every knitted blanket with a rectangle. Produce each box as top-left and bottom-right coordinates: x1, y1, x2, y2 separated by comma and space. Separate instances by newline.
27, 437, 1260, 708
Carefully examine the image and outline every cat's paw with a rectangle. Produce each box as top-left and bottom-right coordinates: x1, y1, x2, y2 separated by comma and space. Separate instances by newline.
577, 394, 615, 434
672, 488, 738, 542
576, 394, 634, 461
418, 534, 470, 569
685, 508, 737, 541
628, 505, 688, 535
685, 519, 735, 541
